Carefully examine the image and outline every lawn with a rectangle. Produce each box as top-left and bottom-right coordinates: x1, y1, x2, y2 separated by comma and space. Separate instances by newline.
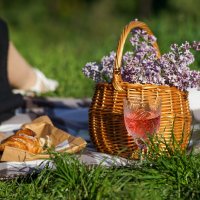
1, 1, 200, 199
1, 144, 200, 199
1, 1, 200, 98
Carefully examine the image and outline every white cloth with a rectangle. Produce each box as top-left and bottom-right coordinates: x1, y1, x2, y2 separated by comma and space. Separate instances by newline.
188, 88, 200, 123
0, 150, 135, 180
0, 113, 32, 132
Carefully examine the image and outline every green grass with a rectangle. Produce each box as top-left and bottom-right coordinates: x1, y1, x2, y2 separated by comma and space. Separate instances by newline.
1, 2, 200, 98
1, 144, 200, 200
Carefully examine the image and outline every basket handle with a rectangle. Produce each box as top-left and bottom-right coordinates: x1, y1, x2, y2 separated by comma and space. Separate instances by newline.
112, 21, 161, 91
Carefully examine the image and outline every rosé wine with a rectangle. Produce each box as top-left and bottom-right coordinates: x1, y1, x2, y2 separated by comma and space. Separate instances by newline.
124, 109, 161, 140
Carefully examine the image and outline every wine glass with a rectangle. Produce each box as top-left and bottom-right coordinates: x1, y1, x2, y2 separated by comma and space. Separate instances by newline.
123, 96, 161, 155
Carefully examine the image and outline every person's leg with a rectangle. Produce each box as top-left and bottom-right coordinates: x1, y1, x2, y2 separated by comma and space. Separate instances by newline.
8, 42, 37, 90
8, 42, 59, 94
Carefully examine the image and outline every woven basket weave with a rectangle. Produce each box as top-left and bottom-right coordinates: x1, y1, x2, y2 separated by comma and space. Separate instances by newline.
89, 21, 192, 158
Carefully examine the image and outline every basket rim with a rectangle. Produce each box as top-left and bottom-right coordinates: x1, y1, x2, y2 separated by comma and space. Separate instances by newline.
95, 82, 188, 94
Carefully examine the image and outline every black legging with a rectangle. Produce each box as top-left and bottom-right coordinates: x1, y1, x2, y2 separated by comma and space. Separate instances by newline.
0, 18, 24, 123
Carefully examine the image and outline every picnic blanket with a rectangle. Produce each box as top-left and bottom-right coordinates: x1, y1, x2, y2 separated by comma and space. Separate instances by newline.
0, 97, 134, 179
0, 89, 200, 179
0, 150, 136, 180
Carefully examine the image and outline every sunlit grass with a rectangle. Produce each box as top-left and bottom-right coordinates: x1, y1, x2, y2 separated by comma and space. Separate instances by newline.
1, 135, 200, 200
1, 2, 200, 98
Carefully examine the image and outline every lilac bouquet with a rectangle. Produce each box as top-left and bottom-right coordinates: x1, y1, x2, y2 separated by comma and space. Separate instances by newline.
82, 27, 200, 91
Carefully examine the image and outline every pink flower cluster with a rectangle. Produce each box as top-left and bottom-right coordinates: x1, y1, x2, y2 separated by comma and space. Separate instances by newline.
82, 28, 200, 91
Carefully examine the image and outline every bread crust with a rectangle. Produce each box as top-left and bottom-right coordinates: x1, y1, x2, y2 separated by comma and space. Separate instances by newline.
0, 128, 43, 154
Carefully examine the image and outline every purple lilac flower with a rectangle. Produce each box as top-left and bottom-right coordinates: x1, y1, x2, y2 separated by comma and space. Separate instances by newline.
192, 41, 200, 51
82, 62, 104, 82
82, 28, 200, 91
158, 41, 198, 90
101, 51, 116, 82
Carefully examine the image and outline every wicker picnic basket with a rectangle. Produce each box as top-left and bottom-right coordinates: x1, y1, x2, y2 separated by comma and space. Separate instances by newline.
89, 21, 192, 158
